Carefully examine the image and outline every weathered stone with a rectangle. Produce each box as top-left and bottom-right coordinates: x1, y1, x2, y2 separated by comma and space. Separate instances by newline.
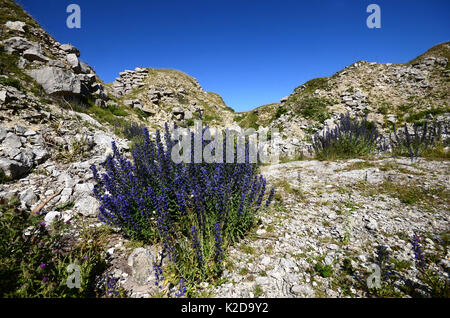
123, 100, 134, 107
0, 90, 9, 104
0, 158, 28, 179
2, 133, 22, 149
255, 277, 269, 286
57, 172, 76, 188
66, 53, 81, 73
93, 132, 114, 152
19, 188, 38, 208
5, 21, 26, 32
27, 66, 82, 96
74, 183, 93, 196
47, 59, 65, 68
23, 48, 48, 62
60, 44, 80, 57
365, 219, 379, 232
44, 211, 61, 225
2, 36, 38, 54
58, 188, 73, 205
79, 61, 93, 74
291, 284, 315, 297
0, 126, 8, 142
95, 98, 106, 108
74, 196, 99, 216
127, 248, 156, 285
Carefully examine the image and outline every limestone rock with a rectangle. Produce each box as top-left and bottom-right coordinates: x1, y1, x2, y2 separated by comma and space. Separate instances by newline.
5, 21, 26, 32
60, 44, 80, 57
66, 53, 81, 73
0, 158, 28, 180
74, 195, 99, 217
23, 48, 48, 62
127, 248, 156, 285
2, 36, 39, 54
27, 66, 82, 96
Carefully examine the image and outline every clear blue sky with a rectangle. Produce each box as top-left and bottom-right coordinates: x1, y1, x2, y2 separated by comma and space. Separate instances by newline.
17, 0, 450, 112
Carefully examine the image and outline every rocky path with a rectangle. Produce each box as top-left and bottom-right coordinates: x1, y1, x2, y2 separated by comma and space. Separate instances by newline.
210, 158, 449, 297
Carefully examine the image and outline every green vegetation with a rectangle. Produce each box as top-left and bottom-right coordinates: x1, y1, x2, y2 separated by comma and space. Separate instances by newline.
272, 105, 288, 120
312, 114, 386, 161
355, 180, 449, 207
253, 284, 264, 297
314, 261, 333, 278
406, 107, 450, 123
0, 197, 107, 297
237, 110, 259, 130
0, 169, 9, 184
55, 201, 75, 212
342, 161, 376, 171
302, 77, 330, 94
55, 136, 93, 163
390, 121, 450, 161
0, 76, 22, 90
407, 41, 450, 68
0, 0, 40, 27
296, 97, 332, 122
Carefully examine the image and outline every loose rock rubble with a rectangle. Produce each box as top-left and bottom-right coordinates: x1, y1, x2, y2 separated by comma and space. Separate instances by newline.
210, 158, 449, 298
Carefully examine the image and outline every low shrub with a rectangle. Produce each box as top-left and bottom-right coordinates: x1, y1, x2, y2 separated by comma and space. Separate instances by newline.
90, 122, 275, 294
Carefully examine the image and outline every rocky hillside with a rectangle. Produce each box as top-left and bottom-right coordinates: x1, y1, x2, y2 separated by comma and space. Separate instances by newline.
236, 42, 450, 158
0, 0, 108, 106
106, 67, 235, 129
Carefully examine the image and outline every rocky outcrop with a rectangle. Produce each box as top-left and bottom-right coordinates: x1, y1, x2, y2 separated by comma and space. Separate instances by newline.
108, 67, 235, 128
0, 125, 49, 180
27, 66, 82, 96
1, 18, 108, 103
112, 67, 149, 97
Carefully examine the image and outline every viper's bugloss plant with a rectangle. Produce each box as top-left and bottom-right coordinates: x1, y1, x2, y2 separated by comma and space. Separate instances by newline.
410, 234, 426, 269
91, 122, 275, 290
312, 113, 386, 160
409, 234, 449, 297
390, 121, 449, 161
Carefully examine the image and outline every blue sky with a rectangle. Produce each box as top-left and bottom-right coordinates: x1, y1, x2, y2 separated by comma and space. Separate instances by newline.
17, 0, 450, 112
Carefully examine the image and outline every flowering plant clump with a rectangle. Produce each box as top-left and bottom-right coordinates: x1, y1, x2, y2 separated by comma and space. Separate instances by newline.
409, 234, 449, 297
390, 121, 449, 160
91, 122, 275, 288
312, 113, 387, 160
0, 197, 105, 297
